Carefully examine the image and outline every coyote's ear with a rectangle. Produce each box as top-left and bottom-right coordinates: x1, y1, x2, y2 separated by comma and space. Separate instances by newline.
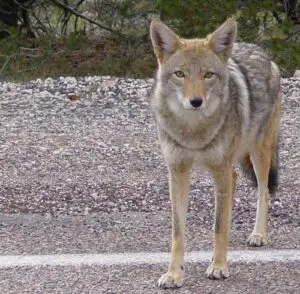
150, 19, 180, 64
208, 18, 237, 60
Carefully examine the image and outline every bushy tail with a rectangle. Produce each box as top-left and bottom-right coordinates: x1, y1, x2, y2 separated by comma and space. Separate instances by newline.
240, 147, 279, 194
268, 146, 279, 193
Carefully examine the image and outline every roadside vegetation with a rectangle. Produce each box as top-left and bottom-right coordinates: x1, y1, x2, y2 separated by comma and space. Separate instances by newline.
0, 0, 299, 81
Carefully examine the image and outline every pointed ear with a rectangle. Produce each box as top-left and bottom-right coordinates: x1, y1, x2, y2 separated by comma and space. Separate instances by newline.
208, 18, 237, 60
150, 19, 180, 64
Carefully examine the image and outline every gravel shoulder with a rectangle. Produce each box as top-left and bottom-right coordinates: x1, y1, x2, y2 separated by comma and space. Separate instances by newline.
0, 76, 299, 225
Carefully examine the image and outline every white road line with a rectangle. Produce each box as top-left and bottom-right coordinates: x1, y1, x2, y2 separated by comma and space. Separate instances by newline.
0, 250, 299, 268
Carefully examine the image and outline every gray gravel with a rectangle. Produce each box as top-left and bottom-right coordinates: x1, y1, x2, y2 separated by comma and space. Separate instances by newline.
0, 76, 299, 294
0, 76, 299, 229
0, 262, 299, 294
0, 212, 299, 255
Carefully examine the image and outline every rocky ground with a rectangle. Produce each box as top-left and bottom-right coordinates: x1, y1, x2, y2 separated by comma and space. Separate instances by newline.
0, 76, 299, 225
0, 76, 299, 293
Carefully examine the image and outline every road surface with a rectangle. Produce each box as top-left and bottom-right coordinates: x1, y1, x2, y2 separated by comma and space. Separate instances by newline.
0, 76, 299, 293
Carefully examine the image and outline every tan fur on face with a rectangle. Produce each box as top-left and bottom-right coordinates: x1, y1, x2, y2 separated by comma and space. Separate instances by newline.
184, 77, 206, 100
170, 39, 225, 104
177, 38, 224, 69
181, 38, 210, 53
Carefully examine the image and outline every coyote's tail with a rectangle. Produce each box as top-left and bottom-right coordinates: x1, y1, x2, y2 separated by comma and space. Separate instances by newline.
240, 146, 279, 194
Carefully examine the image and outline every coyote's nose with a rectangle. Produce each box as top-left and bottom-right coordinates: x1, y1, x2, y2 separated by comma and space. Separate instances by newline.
190, 97, 203, 108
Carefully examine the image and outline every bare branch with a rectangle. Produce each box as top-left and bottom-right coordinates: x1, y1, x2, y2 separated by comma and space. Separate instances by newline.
31, 9, 66, 38
49, 0, 120, 35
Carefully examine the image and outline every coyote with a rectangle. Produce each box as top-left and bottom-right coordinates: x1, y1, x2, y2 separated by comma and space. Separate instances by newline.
150, 18, 281, 288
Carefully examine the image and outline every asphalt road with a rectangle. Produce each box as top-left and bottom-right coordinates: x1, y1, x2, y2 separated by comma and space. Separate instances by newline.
0, 76, 299, 293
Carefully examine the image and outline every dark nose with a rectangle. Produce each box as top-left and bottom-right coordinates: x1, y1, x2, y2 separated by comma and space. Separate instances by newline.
190, 97, 203, 108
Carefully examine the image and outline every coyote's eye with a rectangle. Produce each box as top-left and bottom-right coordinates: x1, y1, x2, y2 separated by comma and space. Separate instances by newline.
174, 71, 185, 78
204, 72, 214, 79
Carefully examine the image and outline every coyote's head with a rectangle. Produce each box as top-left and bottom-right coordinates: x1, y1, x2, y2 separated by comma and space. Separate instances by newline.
150, 18, 237, 112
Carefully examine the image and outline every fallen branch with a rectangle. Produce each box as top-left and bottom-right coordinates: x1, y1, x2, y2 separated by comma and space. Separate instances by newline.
20, 47, 41, 58
283, 29, 300, 41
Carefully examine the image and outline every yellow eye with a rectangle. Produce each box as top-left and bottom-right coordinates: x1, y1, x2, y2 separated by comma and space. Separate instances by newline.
204, 72, 214, 79
174, 71, 185, 78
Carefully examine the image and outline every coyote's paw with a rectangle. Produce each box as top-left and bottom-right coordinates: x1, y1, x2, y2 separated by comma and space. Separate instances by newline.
157, 272, 183, 289
206, 262, 229, 280
247, 233, 267, 247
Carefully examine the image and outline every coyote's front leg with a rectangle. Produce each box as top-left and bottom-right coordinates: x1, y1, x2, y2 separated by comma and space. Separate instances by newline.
158, 162, 192, 289
206, 165, 236, 280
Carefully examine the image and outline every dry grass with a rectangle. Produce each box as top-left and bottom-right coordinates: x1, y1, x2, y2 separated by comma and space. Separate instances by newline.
0, 33, 156, 82
0, 30, 298, 82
